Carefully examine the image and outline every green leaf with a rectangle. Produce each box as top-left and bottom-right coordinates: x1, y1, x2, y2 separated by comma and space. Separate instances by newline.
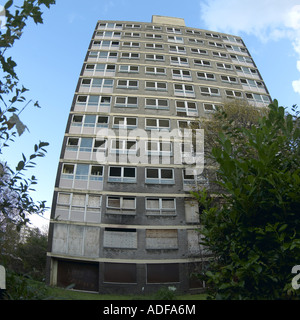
4, 0, 13, 9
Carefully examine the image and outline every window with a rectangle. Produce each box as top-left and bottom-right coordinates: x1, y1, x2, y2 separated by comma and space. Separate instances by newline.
172, 69, 192, 81
93, 139, 107, 152
111, 139, 137, 154
81, 78, 114, 91
170, 56, 189, 66
107, 196, 136, 212
169, 45, 186, 54
166, 27, 182, 34
146, 141, 172, 156
145, 118, 170, 131
194, 59, 211, 67
74, 114, 107, 128
145, 168, 174, 184
178, 120, 200, 132
216, 62, 233, 70
108, 166, 136, 183
122, 41, 140, 48
75, 164, 89, 180
203, 103, 219, 112
146, 229, 178, 249
226, 44, 248, 54
66, 138, 79, 151
85, 63, 116, 74
220, 75, 238, 84
240, 79, 264, 89
79, 137, 93, 152
145, 81, 167, 91
245, 93, 271, 104
92, 40, 120, 49
225, 90, 243, 99
61, 164, 103, 181
125, 24, 141, 29
145, 98, 169, 110
235, 66, 258, 75
88, 51, 118, 61
176, 101, 198, 117
62, 164, 75, 178
191, 48, 207, 55
188, 38, 204, 45
120, 52, 140, 59
145, 43, 164, 50
222, 35, 243, 44
123, 32, 140, 38
56, 193, 101, 215
145, 54, 165, 61
174, 83, 195, 97
147, 264, 179, 283
103, 228, 137, 249
146, 33, 163, 39
208, 41, 223, 48
205, 32, 219, 38
71, 115, 83, 127
117, 79, 138, 89
182, 169, 207, 185
146, 198, 176, 215
96, 31, 121, 38
119, 65, 139, 73
146, 25, 162, 31
98, 22, 122, 29
200, 87, 220, 96
75, 95, 112, 110
145, 66, 166, 75
113, 116, 137, 129
104, 263, 136, 284
115, 96, 138, 108
197, 72, 215, 81
167, 35, 183, 43
212, 51, 228, 58
230, 54, 253, 64
186, 29, 201, 36
90, 165, 103, 180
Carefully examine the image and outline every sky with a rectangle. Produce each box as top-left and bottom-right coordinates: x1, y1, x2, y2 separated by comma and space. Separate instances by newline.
1, 0, 300, 229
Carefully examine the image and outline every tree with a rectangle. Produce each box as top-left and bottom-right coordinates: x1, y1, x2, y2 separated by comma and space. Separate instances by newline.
193, 100, 300, 299
0, 0, 55, 229
16, 227, 48, 281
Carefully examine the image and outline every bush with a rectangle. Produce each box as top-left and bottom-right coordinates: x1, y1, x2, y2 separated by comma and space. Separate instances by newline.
194, 100, 300, 300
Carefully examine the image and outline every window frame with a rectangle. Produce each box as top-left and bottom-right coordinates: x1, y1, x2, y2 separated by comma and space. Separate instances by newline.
145, 167, 175, 184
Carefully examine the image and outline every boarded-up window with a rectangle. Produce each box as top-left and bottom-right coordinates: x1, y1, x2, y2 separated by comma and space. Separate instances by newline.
147, 264, 179, 283
146, 198, 176, 215
146, 229, 178, 249
104, 263, 136, 283
184, 200, 200, 223
104, 228, 137, 248
57, 260, 99, 291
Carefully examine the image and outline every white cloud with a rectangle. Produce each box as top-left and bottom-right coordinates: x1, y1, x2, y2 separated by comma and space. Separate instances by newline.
292, 79, 300, 94
199, 0, 300, 95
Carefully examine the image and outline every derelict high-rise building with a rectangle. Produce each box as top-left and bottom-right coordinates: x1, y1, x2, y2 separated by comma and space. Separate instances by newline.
46, 16, 271, 294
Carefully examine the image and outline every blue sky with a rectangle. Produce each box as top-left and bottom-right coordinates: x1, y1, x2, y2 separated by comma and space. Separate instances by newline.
1, 0, 300, 229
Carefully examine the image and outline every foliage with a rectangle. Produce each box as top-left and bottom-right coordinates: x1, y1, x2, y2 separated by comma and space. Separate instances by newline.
193, 100, 300, 299
4, 270, 49, 300
0, 0, 55, 229
0, 223, 48, 281
153, 286, 177, 300
201, 99, 268, 152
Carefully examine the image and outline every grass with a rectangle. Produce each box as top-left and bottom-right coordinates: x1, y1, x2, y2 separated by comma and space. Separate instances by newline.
46, 285, 208, 300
